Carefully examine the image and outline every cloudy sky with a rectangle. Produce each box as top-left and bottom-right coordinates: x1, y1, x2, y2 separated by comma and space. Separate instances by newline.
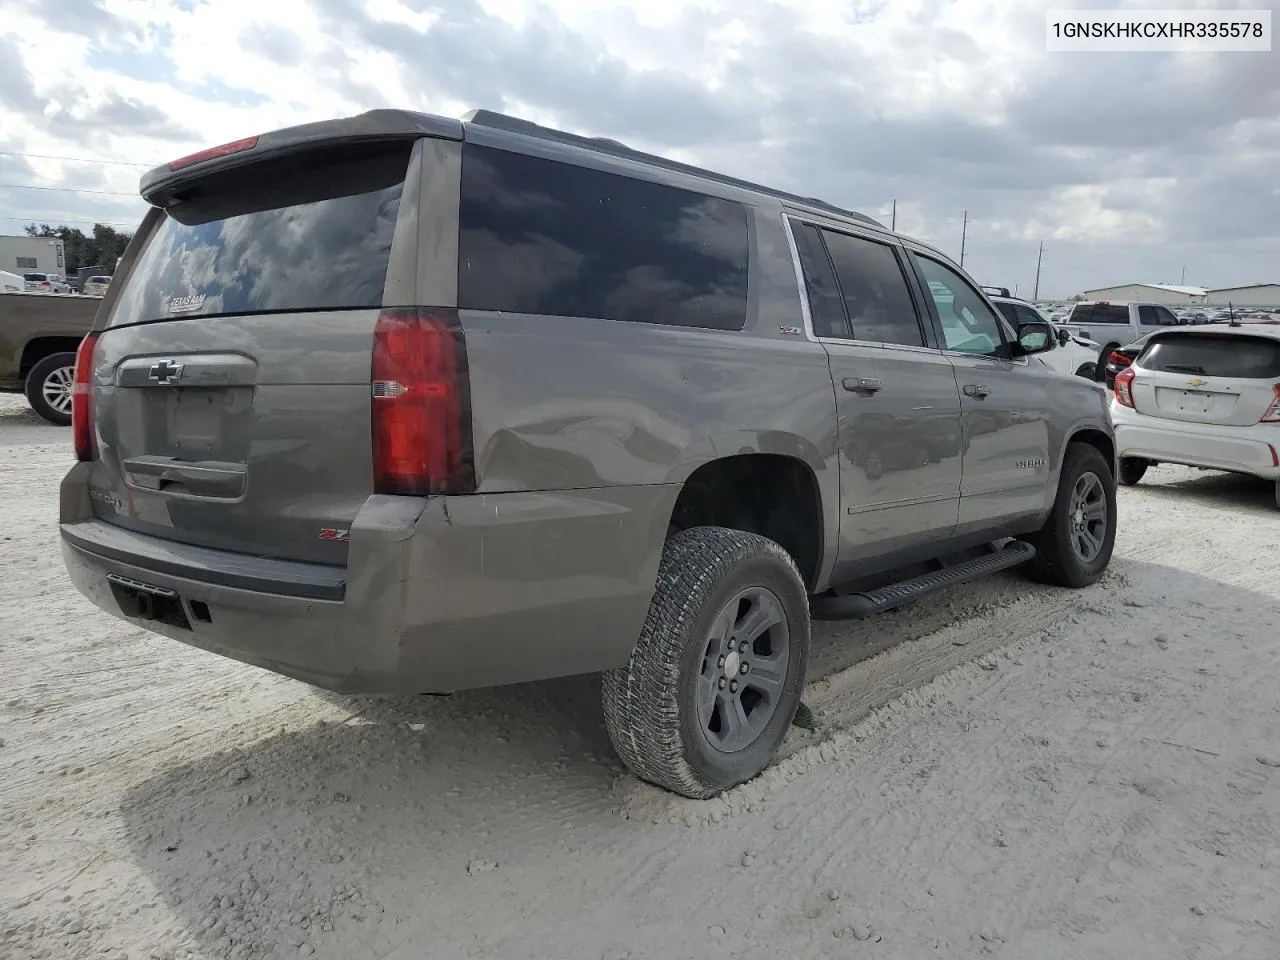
2, 0, 1276, 298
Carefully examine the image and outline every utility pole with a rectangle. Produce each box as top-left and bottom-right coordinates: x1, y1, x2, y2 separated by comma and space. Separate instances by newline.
891, 199, 896, 231
1033, 241, 1044, 301
1180, 264, 1186, 285
960, 210, 968, 267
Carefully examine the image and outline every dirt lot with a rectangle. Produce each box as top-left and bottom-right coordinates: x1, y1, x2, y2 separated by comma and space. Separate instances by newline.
2, 392, 1279, 960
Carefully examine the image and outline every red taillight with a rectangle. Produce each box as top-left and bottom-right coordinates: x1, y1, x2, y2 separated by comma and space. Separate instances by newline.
1108, 350, 1131, 368
1114, 367, 1136, 408
167, 135, 259, 171
371, 308, 474, 497
72, 333, 100, 461
1260, 384, 1280, 424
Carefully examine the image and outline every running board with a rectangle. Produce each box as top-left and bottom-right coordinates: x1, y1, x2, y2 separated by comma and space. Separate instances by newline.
810, 541, 1037, 621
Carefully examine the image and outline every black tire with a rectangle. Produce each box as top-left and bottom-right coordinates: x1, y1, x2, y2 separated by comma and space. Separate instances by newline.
1024, 443, 1117, 589
24, 352, 77, 426
601, 526, 810, 799
1074, 362, 1097, 380
1274, 481, 1280, 512
1096, 343, 1119, 382
1118, 457, 1149, 486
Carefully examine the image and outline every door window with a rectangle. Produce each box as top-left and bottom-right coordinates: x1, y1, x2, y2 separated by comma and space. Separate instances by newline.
914, 256, 1008, 357
819, 230, 924, 347
790, 222, 851, 339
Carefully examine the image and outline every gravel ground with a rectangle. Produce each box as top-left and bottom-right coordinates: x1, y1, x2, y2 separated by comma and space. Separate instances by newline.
2, 393, 1278, 960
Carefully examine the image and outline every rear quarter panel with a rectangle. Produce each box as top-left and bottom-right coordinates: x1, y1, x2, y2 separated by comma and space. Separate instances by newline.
459, 203, 841, 579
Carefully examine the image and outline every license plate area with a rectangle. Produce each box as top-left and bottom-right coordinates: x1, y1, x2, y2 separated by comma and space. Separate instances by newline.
1155, 387, 1218, 416
134, 386, 254, 462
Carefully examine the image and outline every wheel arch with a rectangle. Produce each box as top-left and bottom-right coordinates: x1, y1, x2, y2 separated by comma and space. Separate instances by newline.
666, 447, 831, 592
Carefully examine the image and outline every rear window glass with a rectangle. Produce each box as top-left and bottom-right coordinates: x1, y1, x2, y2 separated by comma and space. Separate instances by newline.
1140, 335, 1280, 378
23, 273, 46, 281
107, 144, 409, 327
1072, 303, 1129, 323
458, 144, 749, 331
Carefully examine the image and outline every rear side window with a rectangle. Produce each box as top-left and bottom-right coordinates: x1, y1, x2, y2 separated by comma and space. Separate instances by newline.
1078, 303, 1129, 323
819, 230, 923, 347
1140, 335, 1280, 379
993, 301, 1019, 326
107, 143, 410, 327
790, 222, 850, 339
458, 145, 749, 331
24, 273, 46, 281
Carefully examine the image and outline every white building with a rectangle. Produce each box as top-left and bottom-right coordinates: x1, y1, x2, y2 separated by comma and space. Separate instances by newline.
1206, 283, 1280, 306
0, 235, 67, 276
1077, 282, 1207, 305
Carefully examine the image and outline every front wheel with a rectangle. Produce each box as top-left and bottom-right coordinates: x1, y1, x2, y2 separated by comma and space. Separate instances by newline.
1118, 457, 1149, 486
602, 527, 810, 799
24, 352, 77, 426
1096, 344, 1120, 382
1024, 443, 1117, 588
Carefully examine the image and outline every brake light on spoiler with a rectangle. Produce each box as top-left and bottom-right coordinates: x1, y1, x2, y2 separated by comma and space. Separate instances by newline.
167, 135, 260, 171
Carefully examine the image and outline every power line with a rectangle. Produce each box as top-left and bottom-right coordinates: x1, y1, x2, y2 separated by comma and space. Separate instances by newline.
0, 215, 139, 227
0, 150, 156, 168
0, 182, 139, 197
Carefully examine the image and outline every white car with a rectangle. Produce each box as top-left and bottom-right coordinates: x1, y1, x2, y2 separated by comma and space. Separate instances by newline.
0, 269, 24, 292
1111, 324, 1280, 508
81, 276, 111, 297
22, 272, 72, 293
990, 296, 1101, 378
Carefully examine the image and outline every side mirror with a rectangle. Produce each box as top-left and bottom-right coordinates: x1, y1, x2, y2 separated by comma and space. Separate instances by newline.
1016, 321, 1054, 356
1055, 327, 1071, 345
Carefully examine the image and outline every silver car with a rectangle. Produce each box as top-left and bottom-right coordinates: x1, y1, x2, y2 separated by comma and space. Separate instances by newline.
61, 109, 1117, 798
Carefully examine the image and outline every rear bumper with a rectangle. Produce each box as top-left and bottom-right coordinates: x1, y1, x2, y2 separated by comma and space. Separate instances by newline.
1111, 405, 1280, 480
60, 463, 675, 693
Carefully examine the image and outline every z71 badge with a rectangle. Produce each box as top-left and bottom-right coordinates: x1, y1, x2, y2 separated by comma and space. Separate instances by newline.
319, 528, 350, 542
1015, 457, 1048, 470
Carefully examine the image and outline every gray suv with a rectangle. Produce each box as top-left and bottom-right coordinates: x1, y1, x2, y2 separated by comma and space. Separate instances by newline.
60, 109, 1117, 798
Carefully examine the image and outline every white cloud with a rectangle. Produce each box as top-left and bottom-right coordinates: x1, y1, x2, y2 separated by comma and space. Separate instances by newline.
0, 0, 1276, 296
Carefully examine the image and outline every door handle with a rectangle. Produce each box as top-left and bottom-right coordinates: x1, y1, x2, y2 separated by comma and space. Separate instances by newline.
842, 377, 881, 395
962, 384, 990, 399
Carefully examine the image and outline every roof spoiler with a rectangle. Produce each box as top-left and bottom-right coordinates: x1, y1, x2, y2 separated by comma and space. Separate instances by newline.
140, 109, 463, 207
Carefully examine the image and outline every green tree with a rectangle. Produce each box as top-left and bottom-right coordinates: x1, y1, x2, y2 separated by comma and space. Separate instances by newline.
23, 222, 133, 277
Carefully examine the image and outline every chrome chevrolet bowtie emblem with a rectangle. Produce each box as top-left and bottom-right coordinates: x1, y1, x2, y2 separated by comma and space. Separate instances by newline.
148, 360, 185, 384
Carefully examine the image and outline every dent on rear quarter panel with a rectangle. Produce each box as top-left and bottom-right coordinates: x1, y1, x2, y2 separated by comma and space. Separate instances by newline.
457, 204, 841, 605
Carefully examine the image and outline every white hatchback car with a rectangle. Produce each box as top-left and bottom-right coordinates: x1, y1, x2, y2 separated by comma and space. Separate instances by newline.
1111, 324, 1280, 508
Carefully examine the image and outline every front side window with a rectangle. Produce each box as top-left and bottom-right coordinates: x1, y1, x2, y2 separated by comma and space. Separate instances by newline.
818, 230, 923, 347
458, 145, 749, 331
914, 255, 1007, 357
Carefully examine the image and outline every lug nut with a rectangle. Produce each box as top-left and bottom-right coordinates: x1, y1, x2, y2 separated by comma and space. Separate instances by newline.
718, 677, 727, 689
729, 680, 738, 692
739, 641, 749, 653
718, 655, 725, 668
740, 663, 749, 674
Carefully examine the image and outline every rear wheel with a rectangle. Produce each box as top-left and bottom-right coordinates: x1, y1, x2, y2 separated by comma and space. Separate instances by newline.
602, 526, 810, 799
1024, 443, 1117, 588
24, 352, 77, 426
1074, 362, 1097, 380
1118, 457, 1149, 486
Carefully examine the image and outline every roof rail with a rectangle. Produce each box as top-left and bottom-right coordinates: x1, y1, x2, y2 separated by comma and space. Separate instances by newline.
461, 109, 884, 229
